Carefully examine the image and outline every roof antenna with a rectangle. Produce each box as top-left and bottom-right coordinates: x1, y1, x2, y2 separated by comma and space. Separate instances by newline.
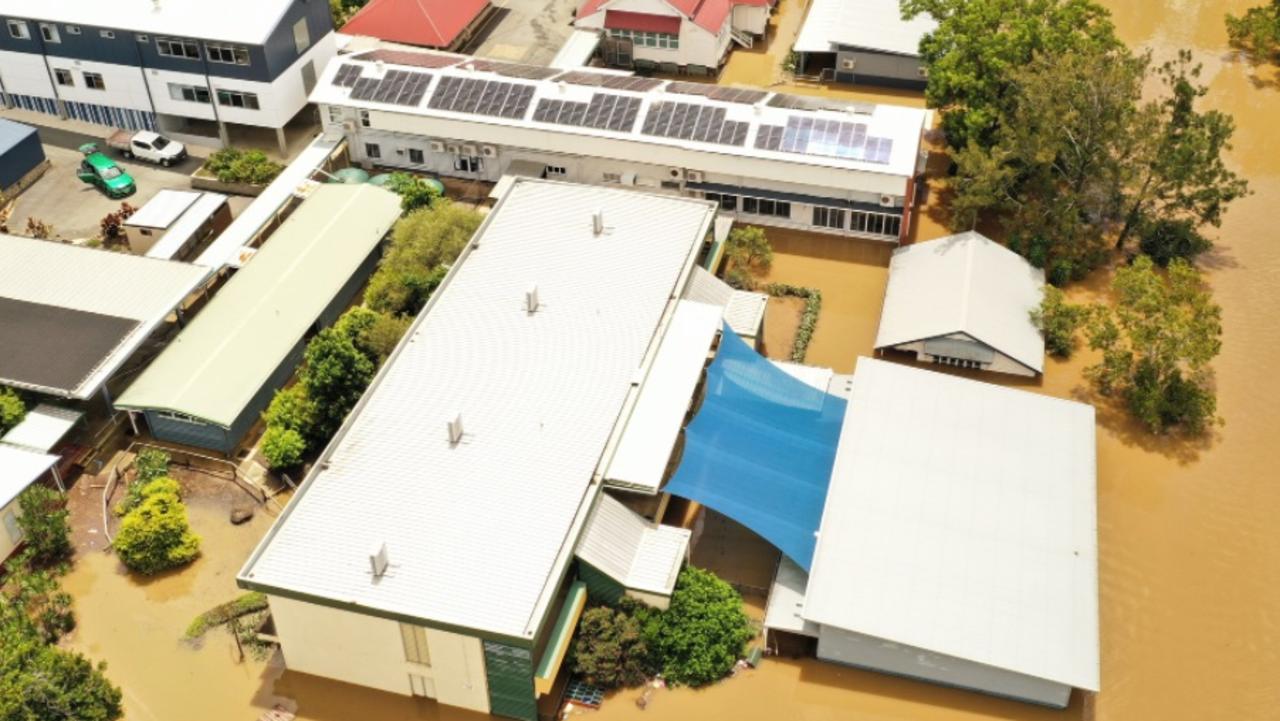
591, 210, 610, 236
370, 543, 390, 579
525, 285, 540, 314
447, 413, 464, 446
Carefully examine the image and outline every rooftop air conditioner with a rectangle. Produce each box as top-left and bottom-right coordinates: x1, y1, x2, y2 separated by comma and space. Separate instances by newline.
668, 167, 685, 181
686, 170, 705, 183
879, 194, 895, 208
429, 140, 445, 153
480, 145, 498, 158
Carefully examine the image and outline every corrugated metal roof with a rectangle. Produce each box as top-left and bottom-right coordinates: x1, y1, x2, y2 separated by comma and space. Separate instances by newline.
605, 299, 721, 493
0, 0, 304, 44
0, 118, 37, 155
576, 493, 690, 595
804, 358, 1099, 691
0, 404, 82, 453
115, 185, 401, 427
144, 193, 229, 261
794, 0, 938, 56
682, 267, 768, 339
340, 0, 489, 48
0, 445, 58, 508
239, 179, 714, 640
126, 189, 202, 229
763, 556, 819, 637
874, 232, 1046, 373
0, 234, 209, 398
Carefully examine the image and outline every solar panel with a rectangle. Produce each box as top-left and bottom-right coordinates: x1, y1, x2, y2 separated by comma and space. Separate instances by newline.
429, 77, 535, 119
665, 81, 769, 105
531, 93, 641, 132
553, 71, 664, 92
639, 101, 749, 147
349, 76, 380, 101
767, 92, 877, 115
334, 63, 363, 88
355, 49, 461, 70
463, 59, 561, 81
754, 117, 894, 164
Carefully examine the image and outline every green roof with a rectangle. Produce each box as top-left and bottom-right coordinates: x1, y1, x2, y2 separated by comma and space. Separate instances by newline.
116, 184, 402, 427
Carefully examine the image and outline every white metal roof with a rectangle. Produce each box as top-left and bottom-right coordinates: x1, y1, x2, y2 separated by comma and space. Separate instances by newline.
126, 189, 201, 229
682, 266, 768, 339
605, 299, 721, 493
771, 360, 833, 392
0, 445, 58, 509
0, 0, 303, 44
0, 404, 82, 453
874, 232, 1046, 373
144, 193, 229, 261
313, 51, 928, 187
550, 29, 604, 69
805, 358, 1099, 691
240, 179, 714, 640
0, 234, 209, 398
576, 493, 690, 596
764, 556, 820, 638
193, 136, 341, 270
793, 0, 938, 56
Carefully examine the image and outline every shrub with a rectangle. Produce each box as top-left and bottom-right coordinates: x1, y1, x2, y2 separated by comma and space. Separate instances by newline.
365, 201, 479, 316
113, 479, 200, 575
261, 426, 307, 470
640, 567, 751, 687
569, 602, 651, 689
336, 306, 412, 363
1138, 217, 1212, 267
116, 448, 171, 516
1031, 285, 1088, 358
302, 327, 376, 438
386, 172, 442, 213
16, 486, 72, 567
2, 555, 76, 643
724, 226, 773, 291
766, 284, 821, 363
0, 627, 123, 721
0, 387, 26, 434
263, 385, 318, 441
185, 591, 268, 639
204, 148, 284, 185
98, 202, 137, 244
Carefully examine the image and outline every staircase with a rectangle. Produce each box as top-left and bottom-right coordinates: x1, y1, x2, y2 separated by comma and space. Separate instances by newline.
729, 27, 754, 49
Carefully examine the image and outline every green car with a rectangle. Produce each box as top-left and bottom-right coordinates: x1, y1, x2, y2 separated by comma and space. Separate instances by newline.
77, 150, 136, 198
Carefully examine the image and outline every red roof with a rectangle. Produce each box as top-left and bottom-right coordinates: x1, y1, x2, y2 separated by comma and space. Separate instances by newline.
341, 0, 490, 49
579, 0, 768, 34
604, 10, 682, 34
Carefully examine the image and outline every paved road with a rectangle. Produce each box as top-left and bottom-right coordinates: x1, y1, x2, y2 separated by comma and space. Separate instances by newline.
30, 122, 206, 175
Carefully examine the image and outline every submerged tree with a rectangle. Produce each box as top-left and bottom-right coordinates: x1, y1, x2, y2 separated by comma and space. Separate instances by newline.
640, 567, 752, 686
16, 486, 73, 567
569, 602, 651, 689
1226, 0, 1280, 62
1031, 286, 1088, 358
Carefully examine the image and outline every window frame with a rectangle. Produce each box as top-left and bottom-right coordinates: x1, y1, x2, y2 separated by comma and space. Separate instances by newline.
6, 19, 30, 39
292, 17, 311, 54
38, 22, 59, 43
365, 142, 381, 159
83, 72, 106, 91
156, 36, 200, 60
399, 623, 431, 666
408, 148, 424, 164
53, 68, 74, 87
205, 41, 250, 66
453, 155, 482, 173
169, 83, 210, 104
215, 89, 260, 110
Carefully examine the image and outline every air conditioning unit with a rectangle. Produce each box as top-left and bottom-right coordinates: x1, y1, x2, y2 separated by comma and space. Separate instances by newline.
917, 66, 929, 78
429, 140, 446, 153
480, 145, 498, 158
445, 143, 460, 154
841, 58, 857, 71
342, 121, 356, 133
620, 171, 637, 186
462, 144, 478, 156
668, 167, 685, 181
395, 147, 406, 155
879, 194, 895, 208
686, 170, 705, 183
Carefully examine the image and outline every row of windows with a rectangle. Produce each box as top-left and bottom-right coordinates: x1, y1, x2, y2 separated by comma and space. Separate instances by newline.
608, 29, 679, 49
53, 68, 104, 90
704, 191, 903, 237
704, 192, 793, 219
363, 142, 485, 173
4, 19, 296, 66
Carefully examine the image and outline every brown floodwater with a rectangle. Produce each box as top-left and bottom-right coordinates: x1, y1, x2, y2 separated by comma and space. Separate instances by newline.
54, 2, 1280, 720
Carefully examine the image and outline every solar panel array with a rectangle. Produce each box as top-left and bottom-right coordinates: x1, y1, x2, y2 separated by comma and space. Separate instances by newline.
553, 71, 664, 92
333, 63, 363, 88
428, 76, 535, 119
665, 81, 769, 105
463, 59, 561, 81
356, 49, 461, 69
768, 92, 876, 115
640, 101, 750, 146
349, 69, 432, 106
532, 94, 642, 132
754, 116, 894, 164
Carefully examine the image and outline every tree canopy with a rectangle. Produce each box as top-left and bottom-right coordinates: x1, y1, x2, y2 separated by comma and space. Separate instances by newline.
569, 602, 651, 689
0, 387, 25, 434
16, 486, 72, 567
301, 326, 376, 439
639, 567, 752, 686
113, 478, 201, 575
365, 201, 480, 316
1226, 0, 1280, 62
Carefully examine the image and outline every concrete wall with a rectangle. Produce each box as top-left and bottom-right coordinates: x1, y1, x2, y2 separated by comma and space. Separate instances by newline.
0, 496, 23, 563
269, 595, 491, 712
835, 49, 926, 89
817, 625, 1073, 708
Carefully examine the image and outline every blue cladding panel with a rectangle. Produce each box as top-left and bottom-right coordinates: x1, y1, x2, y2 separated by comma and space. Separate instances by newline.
6, 94, 58, 115
664, 325, 847, 570
63, 100, 155, 131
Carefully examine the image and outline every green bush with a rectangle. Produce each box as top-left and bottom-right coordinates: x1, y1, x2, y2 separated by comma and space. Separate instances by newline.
261, 426, 306, 470
335, 306, 412, 363
0, 387, 25, 433
766, 284, 822, 363
185, 591, 268, 639
264, 385, 318, 441
640, 567, 751, 687
365, 201, 479, 316
116, 448, 171, 516
2, 554, 76, 643
1138, 218, 1212, 267
113, 479, 200, 575
204, 148, 284, 185
569, 602, 651, 689
1031, 285, 1087, 358
386, 172, 442, 213
724, 226, 773, 291
16, 485, 72, 567
0, 626, 122, 721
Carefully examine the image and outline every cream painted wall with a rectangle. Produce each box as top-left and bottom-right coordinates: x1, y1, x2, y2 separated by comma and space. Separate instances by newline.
267, 596, 491, 714
1, 498, 24, 563
0, 50, 56, 97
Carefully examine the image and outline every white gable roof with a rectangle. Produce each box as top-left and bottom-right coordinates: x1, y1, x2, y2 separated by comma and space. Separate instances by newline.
576, 493, 690, 596
794, 0, 938, 56
805, 358, 1099, 691
874, 231, 1046, 373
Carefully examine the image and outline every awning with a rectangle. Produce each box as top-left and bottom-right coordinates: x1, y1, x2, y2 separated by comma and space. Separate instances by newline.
687, 180, 896, 214
606, 300, 722, 493
0, 445, 58, 508
534, 581, 587, 696
663, 327, 847, 570
575, 493, 691, 595
682, 267, 768, 341
0, 404, 83, 452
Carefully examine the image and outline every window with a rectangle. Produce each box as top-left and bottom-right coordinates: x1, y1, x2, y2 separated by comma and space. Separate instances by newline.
205, 42, 250, 65
100, 29, 115, 39
849, 210, 901, 238
327, 105, 344, 123
216, 89, 260, 110
157, 411, 203, 424
66, 25, 81, 35
660, 180, 681, 190
157, 36, 200, 59
602, 172, 622, 184
453, 156, 482, 173
169, 83, 210, 103
544, 165, 567, 177
293, 18, 310, 54
400, 623, 430, 666
609, 28, 678, 49
7, 19, 29, 39
365, 143, 381, 159
358, 110, 370, 128
83, 72, 106, 90
812, 206, 845, 230
741, 196, 790, 218
54, 68, 74, 87
408, 148, 424, 164
39, 23, 59, 43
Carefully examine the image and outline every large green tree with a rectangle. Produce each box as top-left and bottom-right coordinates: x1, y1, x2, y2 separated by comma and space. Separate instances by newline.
1085, 255, 1223, 435
569, 602, 651, 689
640, 567, 751, 687
1226, 0, 1280, 62
365, 201, 480, 316
16, 486, 73, 567
301, 326, 375, 438
0, 626, 123, 721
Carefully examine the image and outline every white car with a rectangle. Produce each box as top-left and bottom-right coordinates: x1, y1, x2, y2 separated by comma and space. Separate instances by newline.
106, 129, 188, 167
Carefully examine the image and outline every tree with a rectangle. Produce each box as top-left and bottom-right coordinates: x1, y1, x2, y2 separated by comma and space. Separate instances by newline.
365, 201, 479, 316
2, 554, 76, 643
386, 172, 441, 213
16, 486, 72, 567
1138, 217, 1212, 266
0, 625, 122, 721
113, 478, 201, 575
1085, 255, 1222, 434
204, 148, 283, 185
1227, 0, 1280, 62
1031, 286, 1088, 358
336, 306, 412, 364
569, 602, 651, 689
301, 327, 375, 438
260, 426, 306, 470
724, 226, 773, 290
263, 385, 318, 442
0, 387, 25, 434
640, 567, 751, 686
117, 448, 171, 516
902, 0, 1123, 150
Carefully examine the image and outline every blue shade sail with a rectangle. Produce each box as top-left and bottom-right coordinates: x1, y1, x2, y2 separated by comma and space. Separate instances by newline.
664, 325, 847, 570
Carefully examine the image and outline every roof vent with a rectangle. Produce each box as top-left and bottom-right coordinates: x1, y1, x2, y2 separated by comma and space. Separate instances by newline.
370, 543, 390, 578
375, 60, 386, 74
525, 285, 540, 314
592, 210, 606, 236
447, 413, 464, 446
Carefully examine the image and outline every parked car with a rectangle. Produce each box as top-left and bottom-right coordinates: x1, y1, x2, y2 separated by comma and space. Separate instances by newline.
77, 151, 136, 198
106, 129, 187, 167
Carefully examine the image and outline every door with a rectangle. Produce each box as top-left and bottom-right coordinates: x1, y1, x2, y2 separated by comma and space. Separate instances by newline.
408, 673, 435, 698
